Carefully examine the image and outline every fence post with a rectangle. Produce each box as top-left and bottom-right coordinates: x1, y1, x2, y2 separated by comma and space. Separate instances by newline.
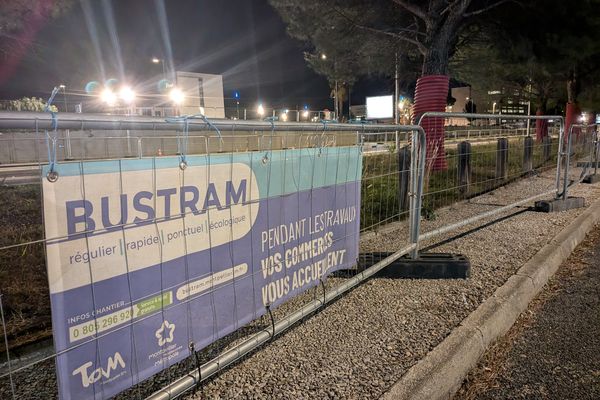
398, 145, 411, 212
496, 138, 508, 180
458, 141, 471, 196
0, 292, 16, 399
543, 135, 552, 162
523, 136, 533, 174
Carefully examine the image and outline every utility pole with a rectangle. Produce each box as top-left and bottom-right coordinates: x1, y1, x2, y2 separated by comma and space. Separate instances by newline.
348, 85, 352, 120
334, 80, 339, 120
394, 53, 399, 124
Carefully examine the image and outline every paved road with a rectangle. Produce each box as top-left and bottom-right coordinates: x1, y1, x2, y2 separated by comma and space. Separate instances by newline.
0, 165, 42, 185
455, 225, 600, 400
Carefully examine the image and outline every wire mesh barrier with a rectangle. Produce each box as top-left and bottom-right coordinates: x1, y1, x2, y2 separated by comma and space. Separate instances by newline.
0, 110, 594, 400
0, 111, 426, 400
411, 112, 568, 246
559, 123, 600, 193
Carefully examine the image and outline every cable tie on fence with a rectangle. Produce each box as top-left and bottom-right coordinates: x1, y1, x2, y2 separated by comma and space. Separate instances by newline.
265, 304, 276, 340
188, 342, 203, 392
317, 119, 333, 156
262, 116, 277, 163
166, 113, 222, 169
44, 87, 61, 182
319, 278, 326, 307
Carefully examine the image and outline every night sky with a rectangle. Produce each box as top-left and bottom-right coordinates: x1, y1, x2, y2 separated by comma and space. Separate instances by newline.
0, 0, 392, 111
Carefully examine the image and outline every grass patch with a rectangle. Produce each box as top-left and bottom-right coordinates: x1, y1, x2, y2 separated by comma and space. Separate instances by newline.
360, 137, 560, 229
0, 137, 567, 349
0, 185, 50, 352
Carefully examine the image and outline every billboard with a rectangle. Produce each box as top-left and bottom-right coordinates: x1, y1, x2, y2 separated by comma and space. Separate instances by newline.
42, 146, 362, 399
366, 95, 393, 120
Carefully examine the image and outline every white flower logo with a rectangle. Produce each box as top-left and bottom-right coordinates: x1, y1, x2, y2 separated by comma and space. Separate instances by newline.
155, 320, 175, 346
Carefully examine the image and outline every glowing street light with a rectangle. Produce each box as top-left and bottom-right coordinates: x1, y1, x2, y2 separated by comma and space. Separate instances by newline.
100, 88, 117, 106
281, 112, 288, 121
119, 86, 136, 104
152, 57, 167, 81
257, 103, 265, 117
169, 87, 185, 104
320, 53, 327, 60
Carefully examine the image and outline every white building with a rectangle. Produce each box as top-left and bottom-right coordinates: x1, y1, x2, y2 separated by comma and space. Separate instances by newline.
112, 71, 225, 118
175, 71, 225, 118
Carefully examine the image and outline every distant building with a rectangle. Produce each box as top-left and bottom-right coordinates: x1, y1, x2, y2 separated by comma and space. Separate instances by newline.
114, 71, 225, 118
446, 86, 531, 126
175, 71, 225, 118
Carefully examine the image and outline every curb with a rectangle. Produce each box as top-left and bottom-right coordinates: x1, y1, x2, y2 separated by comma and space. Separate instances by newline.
381, 197, 600, 400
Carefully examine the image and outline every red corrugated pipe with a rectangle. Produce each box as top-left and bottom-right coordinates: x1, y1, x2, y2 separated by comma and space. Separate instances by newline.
565, 102, 580, 141
412, 75, 449, 171
536, 109, 548, 142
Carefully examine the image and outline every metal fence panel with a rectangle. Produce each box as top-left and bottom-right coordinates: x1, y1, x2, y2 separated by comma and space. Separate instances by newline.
0, 112, 424, 400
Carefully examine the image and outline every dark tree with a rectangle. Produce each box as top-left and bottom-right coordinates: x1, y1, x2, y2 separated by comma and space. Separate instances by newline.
0, 0, 74, 85
452, 0, 600, 133
0, 0, 74, 56
270, 0, 512, 169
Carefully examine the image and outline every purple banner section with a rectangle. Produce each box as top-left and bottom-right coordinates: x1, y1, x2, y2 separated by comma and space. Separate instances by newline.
51, 181, 360, 399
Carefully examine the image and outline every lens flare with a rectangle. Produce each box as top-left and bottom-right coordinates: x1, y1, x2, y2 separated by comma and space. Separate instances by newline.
119, 86, 136, 104
169, 87, 185, 104
85, 81, 100, 94
100, 88, 117, 106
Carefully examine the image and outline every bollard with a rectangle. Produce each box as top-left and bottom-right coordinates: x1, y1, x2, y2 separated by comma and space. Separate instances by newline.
398, 145, 411, 212
523, 136, 533, 174
496, 138, 508, 180
543, 135, 552, 162
458, 141, 471, 196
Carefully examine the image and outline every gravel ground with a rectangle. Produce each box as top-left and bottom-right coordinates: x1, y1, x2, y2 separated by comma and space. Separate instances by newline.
181, 172, 600, 399
454, 224, 600, 400
2, 168, 599, 400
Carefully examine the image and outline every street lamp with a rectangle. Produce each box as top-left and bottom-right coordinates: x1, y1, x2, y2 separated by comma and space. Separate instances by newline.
169, 87, 185, 105
152, 57, 167, 81
257, 103, 265, 117
119, 86, 136, 104
320, 53, 327, 60
100, 88, 117, 106
59, 84, 67, 112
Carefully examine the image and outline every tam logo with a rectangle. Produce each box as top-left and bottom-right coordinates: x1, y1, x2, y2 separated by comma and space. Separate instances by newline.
72, 352, 126, 388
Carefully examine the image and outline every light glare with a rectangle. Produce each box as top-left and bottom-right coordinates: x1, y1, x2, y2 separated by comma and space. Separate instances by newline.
169, 87, 185, 104
119, 86, 136, 104
100, 88, 117, 106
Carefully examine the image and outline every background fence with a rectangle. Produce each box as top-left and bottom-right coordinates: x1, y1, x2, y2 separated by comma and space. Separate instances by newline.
0, 111, 596, 400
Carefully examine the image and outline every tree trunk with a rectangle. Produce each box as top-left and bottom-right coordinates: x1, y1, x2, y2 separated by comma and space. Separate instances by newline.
535, 108, 548, 142
412, 7, 464, 171
412, 41, 452, 171
422, 44, 450, 76
566, 70, 580, 138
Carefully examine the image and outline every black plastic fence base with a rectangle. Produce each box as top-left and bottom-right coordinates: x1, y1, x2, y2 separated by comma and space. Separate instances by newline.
534, 197, 586, 212
583, 174, 600, 184
360, 252, 470, 279
577, 161, 600, 168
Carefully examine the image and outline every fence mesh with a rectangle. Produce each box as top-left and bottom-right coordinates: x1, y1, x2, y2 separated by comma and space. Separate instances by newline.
414, 114, 562, 240
0, 116, 419, 399
2, 112, 594, 400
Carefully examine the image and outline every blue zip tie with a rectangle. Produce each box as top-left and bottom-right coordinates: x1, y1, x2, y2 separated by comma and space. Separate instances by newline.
44, 87, 60, 181
165, 113, 223, 168
263, 117, 276, 162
